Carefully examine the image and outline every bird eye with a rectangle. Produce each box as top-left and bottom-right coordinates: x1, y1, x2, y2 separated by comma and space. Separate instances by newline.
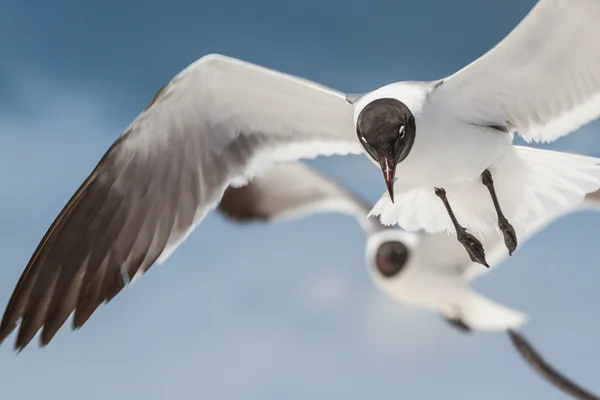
398, 125, 405, 139
375, 241, 409, 278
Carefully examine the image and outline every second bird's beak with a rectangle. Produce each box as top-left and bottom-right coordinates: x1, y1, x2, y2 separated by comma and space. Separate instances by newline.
378, 155, 397, 203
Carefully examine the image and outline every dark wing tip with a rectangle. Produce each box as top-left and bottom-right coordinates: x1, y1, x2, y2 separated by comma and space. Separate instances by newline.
217, 185, 271, 223
0, 323, 16, 348
508, 330, 600, 400
0, 133, 187, 351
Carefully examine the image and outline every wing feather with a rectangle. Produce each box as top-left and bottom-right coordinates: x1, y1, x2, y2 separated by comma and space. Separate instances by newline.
434, 0, 600, 143
509, 330, 600, 400
0, 54, 360, 349
217, 162, 384, 234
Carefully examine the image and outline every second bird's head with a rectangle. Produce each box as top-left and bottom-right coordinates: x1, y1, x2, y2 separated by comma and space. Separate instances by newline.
356, 98, 416, 203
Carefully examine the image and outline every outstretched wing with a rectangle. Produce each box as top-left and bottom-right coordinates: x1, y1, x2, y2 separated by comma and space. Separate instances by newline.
0, 54, 361, 350
218, 162, 383, 234
433, 0, 600, 143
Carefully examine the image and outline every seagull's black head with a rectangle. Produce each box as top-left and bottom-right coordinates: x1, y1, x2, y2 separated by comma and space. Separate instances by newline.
375, 240, 410, 278
356, 98, 416, 203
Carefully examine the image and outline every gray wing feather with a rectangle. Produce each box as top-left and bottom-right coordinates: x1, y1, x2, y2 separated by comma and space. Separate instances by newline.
0, 54, 361, 350
218, 162, 384, 234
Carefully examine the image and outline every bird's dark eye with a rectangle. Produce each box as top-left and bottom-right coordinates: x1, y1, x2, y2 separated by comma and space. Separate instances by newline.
375, 241, 410, 278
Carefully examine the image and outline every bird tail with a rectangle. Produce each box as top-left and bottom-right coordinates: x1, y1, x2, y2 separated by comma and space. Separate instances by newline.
505, 146, 600, 228
455, 287, 527, 331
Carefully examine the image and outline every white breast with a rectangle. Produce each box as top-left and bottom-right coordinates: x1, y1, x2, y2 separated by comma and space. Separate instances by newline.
396, 114, 512, 189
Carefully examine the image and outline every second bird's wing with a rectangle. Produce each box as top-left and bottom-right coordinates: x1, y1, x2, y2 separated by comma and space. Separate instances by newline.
218, 162, 384, 234
509, 330, 600, 400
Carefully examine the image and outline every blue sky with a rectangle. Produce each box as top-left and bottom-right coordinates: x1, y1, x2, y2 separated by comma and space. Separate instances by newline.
1, 0, 599, 398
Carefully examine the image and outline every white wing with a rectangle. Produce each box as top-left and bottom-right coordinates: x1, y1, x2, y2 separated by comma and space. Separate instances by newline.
0, 54, 361, 350
432, 0, 600, 143
218, 163, 384, 234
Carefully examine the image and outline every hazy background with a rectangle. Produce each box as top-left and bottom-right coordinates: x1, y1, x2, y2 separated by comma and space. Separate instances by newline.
1, 0, 599, 398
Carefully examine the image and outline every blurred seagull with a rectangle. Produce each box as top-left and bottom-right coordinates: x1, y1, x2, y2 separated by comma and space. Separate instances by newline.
3, 0, 600, 350
218, 162, 600, 333
218, 162, 600, 400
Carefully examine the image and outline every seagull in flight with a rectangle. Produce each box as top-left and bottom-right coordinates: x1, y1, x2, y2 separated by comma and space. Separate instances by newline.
218, 162, 600, 334
2, 0, 600, 350
218, 162, 525, 331
355, 0, 600, 266
218, 162, 600, 400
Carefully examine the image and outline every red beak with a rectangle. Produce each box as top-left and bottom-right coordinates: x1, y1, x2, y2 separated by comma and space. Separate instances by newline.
379, 155, 396, 204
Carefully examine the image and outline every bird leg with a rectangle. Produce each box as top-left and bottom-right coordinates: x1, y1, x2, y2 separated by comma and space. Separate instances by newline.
444, 307, 473, 334
481, 169, 518, 255
443, 317, 473, 334
434, 188, 489, 268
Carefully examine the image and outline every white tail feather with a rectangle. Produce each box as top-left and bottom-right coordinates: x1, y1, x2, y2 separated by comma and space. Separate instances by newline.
457, 288, 527, 331
373, 268, 527, 332
511, 147, 600, 217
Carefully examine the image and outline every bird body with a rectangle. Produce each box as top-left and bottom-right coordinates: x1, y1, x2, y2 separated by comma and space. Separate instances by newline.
365, 228, 526, 331
354, 80, 600, 236
369, 185, 600, 331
